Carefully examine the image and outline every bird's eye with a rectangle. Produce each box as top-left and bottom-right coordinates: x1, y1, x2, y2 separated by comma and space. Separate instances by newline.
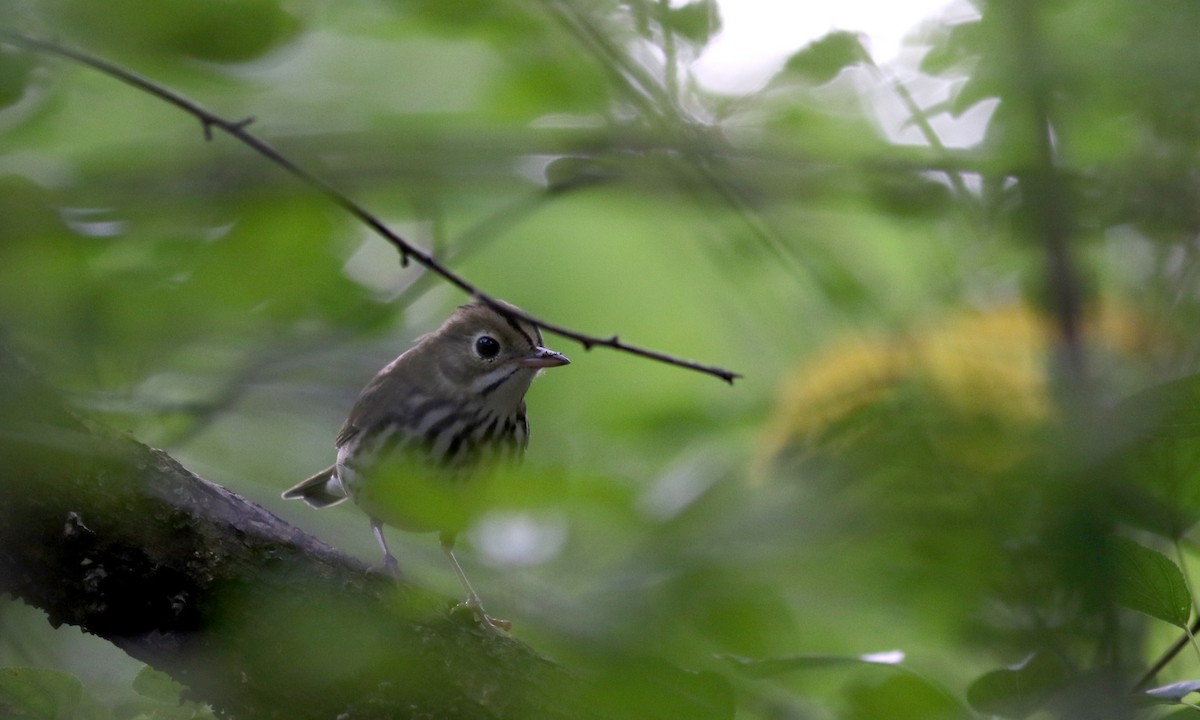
474, 335, 500, 359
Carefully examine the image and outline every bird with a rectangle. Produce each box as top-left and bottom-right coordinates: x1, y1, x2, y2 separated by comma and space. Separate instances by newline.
282, 299, 569, 629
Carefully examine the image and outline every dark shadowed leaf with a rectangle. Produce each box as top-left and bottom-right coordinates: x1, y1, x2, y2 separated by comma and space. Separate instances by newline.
966, 652, 1069, 718
1115, 436, 1200, 540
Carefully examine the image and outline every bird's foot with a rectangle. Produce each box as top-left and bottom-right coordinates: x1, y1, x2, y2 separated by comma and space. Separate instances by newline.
451, 596, 511, 632
375, 553, 405, 581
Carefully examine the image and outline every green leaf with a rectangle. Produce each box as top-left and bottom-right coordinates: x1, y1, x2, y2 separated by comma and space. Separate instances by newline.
1113, 536, 1191, 628
49, 0, 300, 63
919, 19, 982, 76
132, 666, 186, 703
0, 667, 83, 720
666, 0, 722, 46
780, 31, 871, 85
966, 652, 1069, 718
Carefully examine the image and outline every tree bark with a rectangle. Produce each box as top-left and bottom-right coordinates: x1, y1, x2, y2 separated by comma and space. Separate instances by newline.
0, 343, 730, 719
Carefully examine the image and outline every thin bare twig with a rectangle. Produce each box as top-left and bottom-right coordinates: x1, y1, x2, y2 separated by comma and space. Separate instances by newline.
0, 31, 741, 384
1134, 614, 1200, 691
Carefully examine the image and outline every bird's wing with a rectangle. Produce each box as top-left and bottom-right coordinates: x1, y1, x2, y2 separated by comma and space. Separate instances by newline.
334, 365, 407, 448
334, 418, 360, 448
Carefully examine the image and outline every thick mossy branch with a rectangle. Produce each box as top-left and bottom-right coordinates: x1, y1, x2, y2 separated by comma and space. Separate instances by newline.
0, 344, 730, 720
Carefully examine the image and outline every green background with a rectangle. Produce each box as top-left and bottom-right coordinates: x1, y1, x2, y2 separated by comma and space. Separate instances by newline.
4, 0, 1200, 717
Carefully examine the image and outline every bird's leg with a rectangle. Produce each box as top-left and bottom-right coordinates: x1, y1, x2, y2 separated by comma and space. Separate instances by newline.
441, 532, 510, 632
371, 519, 404, 580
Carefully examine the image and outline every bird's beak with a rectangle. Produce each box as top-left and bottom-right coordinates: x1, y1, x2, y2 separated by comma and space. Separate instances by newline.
520, 347, 570, 369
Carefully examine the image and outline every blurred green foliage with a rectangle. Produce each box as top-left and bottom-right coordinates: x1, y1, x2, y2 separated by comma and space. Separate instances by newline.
5, 0, 1200, 717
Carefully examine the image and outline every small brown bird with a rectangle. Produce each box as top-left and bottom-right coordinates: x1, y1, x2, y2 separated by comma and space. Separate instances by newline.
283, 300, 569, 629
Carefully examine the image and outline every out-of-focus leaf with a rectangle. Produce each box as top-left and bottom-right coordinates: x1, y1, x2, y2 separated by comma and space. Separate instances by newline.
1112, 536, 1191, 628
918, 15, 1004, 119
391, 0, 613, 117
494, 51, 612, 117
868, 173, 955, 218
847, 673, 968, 720
544, 156, 615, 192
966, 652, 1069, 718
0, 667, 83, 720
132, 666, 185, 703
167, 0, 301, 62
779, 31, 870, 85
1117, 373, 1200, 440
129, 666, 215, 719
919, 19, 982, 76
0, 47, 35, 110
723, 650, 904, 678
48, 0, 300, 63
1144, 680, 1200, 704
391, 0, 544, 35
665, 0, 721, 46
1114, 435, 1200, 540
581, 658, 734, 720
725, 651, 966, 720
950, 72, 1001, 117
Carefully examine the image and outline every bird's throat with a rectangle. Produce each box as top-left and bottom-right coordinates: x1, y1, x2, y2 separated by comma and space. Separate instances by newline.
473, 365, 535, 413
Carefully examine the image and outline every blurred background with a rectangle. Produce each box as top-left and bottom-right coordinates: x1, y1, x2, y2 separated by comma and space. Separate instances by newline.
3, 0, 1200, 718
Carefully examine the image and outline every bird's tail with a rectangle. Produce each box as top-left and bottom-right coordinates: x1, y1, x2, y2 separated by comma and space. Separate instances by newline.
281, 465, 348, 508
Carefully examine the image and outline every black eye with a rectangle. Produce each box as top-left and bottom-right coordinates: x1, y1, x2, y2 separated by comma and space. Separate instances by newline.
475, 335, 500, 359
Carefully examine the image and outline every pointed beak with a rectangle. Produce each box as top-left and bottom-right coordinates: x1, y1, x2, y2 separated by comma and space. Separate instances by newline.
520, 347, 570, 369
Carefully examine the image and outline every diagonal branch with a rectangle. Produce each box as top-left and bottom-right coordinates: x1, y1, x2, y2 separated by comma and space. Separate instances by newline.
0, 30, 741, 384
0, 340, 731, 720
